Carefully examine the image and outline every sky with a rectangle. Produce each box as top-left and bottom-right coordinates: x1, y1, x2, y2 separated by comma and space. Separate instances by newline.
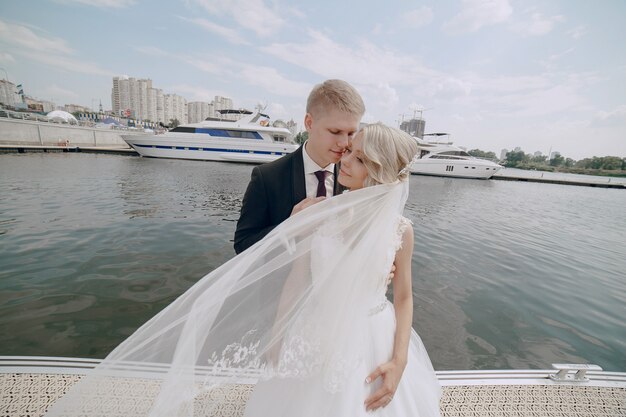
0, 0, 625, 160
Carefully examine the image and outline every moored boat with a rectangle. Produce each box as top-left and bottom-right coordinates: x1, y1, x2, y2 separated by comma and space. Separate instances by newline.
122, 110, 298, 164
410, 133, 503, 179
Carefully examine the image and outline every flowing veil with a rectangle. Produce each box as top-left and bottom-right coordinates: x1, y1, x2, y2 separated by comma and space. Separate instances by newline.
45, 180, 410, 417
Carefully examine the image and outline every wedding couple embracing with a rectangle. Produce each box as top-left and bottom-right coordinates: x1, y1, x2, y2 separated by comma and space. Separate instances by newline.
46, 80, 442, 417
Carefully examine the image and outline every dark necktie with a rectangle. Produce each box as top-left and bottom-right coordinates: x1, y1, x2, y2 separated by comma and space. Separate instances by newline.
314, 170, 329, 197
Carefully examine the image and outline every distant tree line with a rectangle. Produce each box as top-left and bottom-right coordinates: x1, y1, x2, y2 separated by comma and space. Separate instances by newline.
467, 149, 498, 161
501, 149, 625, 176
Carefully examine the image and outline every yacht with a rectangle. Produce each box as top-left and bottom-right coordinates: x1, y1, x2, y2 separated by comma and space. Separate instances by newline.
122, 110, 298, 164
410, 133, 503, 179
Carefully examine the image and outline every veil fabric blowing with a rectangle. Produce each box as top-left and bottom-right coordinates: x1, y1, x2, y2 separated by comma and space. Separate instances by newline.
46, 181, 410, 417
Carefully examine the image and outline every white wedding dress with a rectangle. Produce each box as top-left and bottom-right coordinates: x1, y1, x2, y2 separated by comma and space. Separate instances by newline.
45, 181, 441, 417
243, 216, 442, 417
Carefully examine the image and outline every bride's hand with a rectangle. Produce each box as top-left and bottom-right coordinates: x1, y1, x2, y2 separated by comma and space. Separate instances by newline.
364, 358, 406, 411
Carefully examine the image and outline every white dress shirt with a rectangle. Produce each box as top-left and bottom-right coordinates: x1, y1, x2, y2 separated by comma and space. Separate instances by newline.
302, 142, 334, 198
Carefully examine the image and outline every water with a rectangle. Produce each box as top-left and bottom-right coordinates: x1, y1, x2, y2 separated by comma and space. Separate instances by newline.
1, 153, 624, 371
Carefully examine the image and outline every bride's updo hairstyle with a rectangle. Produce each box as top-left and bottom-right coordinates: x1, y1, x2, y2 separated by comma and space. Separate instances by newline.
360, 123, 419, 187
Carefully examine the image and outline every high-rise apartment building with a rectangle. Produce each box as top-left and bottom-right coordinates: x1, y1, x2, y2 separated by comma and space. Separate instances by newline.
188, 101, 216, 123
112, 76, 236, 125
214, 95, 236, 120
155, 89, 164, 124
164, 94, 187, 125
112, 76, 153, 120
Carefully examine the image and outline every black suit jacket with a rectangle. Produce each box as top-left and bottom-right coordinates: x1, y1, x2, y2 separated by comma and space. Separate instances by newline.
234, 146, 343, 254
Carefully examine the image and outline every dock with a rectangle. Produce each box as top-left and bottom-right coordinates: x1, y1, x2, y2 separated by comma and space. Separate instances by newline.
0, 144, 139, 156
1, 357, 624, 416
491, 170, 625, 189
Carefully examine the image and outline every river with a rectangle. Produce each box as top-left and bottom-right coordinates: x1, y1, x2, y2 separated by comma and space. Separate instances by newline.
1, 153, 624, 371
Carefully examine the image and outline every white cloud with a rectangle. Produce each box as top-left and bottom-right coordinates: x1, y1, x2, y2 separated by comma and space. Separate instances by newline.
0, 20, 115, 77
191, 0, 285, 37
237, 65, 310, 98
513, 13, 564, 37
183, 56, 226, 75
0, 19, 73, 55
591, 105, 626, 128
540, 47, 575, 70
443, 0, 513, 34
567, 25, 588, 40
402, 6, 434, 28
53, 0, 135, 8
260, 30, 438, 86
178, 16, 250, 45
20, 50, 115, 77
44, 84, 80, 100
167, 83, 229, 102
133, 46, 170, 57
266, 102, 289, 120
0, 52, 15, 63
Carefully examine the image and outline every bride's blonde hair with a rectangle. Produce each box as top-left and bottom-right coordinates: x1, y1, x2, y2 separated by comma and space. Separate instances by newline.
359, 123, 419, 187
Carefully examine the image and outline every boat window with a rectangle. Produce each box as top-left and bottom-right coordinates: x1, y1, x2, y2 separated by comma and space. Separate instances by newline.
420, 150, 430, 158
273, 136, 286, 142
440, 150, 471, 157
431, 155, 464, 160
170, 127, 196, 133
195, 129, 262, 139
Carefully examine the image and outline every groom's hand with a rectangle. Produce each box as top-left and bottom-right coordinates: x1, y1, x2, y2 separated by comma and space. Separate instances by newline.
291, 196, 326, 216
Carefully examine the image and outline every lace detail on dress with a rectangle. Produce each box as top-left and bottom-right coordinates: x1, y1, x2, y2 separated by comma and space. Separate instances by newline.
394, 216, 413, 252
205, 330, 265, 381
376, 215, 413, 294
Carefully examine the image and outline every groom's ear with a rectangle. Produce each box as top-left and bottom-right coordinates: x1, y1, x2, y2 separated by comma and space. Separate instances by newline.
304, 113, 313, 131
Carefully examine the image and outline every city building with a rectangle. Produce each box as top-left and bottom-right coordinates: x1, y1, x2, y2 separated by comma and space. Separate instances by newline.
399, 118, 425, 139
112, 76, 154, 120
22, 96, 56, 113
64, 104, 90, 114
0, 79, 20, 107
111, 76, 239, 125
214, 96, 236, 120
500, 149, 509, 160
187, 101, 215, 123
163, 93, 187, 125
286, 119, 298, 136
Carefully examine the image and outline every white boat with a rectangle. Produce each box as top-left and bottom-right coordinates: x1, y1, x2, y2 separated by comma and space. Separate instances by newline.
122, 110, 298, 164
410, 133, 503, 179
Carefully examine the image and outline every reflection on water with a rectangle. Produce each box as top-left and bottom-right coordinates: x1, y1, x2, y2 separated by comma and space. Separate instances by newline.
1, 153, 625, 371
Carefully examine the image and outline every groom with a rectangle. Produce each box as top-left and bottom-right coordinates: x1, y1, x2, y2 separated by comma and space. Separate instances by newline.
234, 80, 365, 253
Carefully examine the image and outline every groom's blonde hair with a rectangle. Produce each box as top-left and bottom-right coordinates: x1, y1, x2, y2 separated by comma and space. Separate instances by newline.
306, 79, 365, 118
359, 123, 418, 187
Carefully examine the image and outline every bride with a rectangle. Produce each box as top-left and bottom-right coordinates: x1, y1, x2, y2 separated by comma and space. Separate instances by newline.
45, 123, 441, 417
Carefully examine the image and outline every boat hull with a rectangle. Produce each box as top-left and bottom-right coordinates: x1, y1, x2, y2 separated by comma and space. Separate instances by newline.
122, 134, 298, 164
410, 158, 502, 179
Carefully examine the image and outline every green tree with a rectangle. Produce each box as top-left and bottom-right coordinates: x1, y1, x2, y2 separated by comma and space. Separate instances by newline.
530, 154, 547, 164
601, 156, 623, 170
169, 118, 180, 129
564, 158, 575, 168
294, 131, 308, 145
504, 150, 526, 167
468, 149, 497, 161
549, 154, 565, 166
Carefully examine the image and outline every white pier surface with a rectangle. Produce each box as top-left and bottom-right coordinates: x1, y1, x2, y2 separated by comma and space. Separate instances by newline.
1, 357, 624, 416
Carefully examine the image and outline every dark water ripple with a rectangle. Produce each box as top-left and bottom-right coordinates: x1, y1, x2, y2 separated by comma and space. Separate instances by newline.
1, 153, 625, 371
